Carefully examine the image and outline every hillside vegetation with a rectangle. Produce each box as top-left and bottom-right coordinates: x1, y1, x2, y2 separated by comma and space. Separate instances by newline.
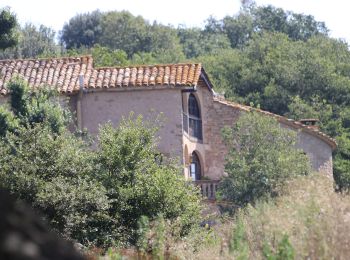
1, 2, 350, 259
1, 2, 349, 190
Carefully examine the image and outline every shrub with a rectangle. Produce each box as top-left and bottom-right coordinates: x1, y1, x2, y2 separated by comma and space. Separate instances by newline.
0, 124, 115, 247
218, 111, 310, 206
96, 115, 201, 244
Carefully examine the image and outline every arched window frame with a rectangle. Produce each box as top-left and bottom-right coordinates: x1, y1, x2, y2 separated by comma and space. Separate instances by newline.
183, 93, 202, 140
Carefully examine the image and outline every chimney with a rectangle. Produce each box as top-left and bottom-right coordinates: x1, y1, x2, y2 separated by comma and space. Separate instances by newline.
299, 118, 319, 130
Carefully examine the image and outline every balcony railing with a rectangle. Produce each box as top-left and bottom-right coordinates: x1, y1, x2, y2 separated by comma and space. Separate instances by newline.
193, 180, 220, 200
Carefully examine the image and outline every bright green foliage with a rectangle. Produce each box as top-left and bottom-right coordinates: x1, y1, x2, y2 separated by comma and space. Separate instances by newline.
0, 123, 114, 246
219, 111, 310, 206
0, 7, 18, 50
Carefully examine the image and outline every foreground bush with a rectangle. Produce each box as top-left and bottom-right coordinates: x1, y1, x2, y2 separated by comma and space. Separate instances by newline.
96, 116, 201, 244
0, 79, 201, 248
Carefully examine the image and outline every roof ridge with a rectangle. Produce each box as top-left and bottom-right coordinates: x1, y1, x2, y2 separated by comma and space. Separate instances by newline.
96, 62, 202, 70
213, 97, 337, 150
0, 55, 93, 63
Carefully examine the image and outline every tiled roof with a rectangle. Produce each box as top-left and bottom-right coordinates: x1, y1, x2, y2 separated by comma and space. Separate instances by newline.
214, 97, 337, 150
0, 56, 202, 95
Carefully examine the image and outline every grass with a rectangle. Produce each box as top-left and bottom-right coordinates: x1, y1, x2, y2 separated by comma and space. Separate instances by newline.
91, 173, 350, 259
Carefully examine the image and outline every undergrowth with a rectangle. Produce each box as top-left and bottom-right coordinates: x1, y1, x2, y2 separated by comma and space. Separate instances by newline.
93, 173, 350, 259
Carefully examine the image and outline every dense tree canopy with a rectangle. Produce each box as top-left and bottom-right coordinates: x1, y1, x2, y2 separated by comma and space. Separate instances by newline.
0, 7, 18, 50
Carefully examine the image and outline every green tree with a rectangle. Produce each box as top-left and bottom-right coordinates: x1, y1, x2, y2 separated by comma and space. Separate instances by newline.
0, 23, 58, 59
60, 10, 103, 49
223, 11, 254, 48
99, 11, 148, 57
0, 7, 18, 50
178, 26, 231, 58
218, 111, 310, 206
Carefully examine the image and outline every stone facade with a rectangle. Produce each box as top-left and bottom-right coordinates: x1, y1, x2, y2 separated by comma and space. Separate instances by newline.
80, 88, 184, 159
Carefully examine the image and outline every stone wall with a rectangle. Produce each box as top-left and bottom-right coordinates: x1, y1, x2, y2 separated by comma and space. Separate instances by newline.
295, 130, 333, 177
80, 88, 184, 160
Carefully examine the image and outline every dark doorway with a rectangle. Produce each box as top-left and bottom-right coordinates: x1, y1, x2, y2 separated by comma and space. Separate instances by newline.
190, 151, 201, 181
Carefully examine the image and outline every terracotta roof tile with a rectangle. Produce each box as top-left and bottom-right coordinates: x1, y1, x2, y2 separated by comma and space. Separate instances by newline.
130, 67, 137, 86
0, 56, 201, 94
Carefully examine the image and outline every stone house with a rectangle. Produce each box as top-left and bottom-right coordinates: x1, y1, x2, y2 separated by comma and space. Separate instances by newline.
0, 56, 336, 198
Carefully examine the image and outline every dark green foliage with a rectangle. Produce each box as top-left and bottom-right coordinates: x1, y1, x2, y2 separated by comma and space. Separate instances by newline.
0, 7, 18, 50
219, 112, 310, 206
178, 26, 231, 58
60, 10, 186, 60
0, 106, 19, 136
7, 79, 69, 135
60, 10, 103, 49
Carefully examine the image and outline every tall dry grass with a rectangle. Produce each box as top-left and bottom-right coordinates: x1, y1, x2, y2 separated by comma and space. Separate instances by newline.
241, 174, 350, 259
176, 174, 350, 259
96, 174, 350, 259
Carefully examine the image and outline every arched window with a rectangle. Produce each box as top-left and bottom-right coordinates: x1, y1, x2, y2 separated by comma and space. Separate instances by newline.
190, 151, 201, 181
188, 94, 202, 140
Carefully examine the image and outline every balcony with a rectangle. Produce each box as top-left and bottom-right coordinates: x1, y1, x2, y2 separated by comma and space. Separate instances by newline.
193, 180, 220, 200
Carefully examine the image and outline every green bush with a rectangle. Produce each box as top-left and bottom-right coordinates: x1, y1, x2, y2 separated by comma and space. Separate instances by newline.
96, 116, 201, 243
219, 111, 310, 206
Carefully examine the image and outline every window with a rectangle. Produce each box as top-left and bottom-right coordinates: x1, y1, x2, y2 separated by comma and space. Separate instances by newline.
187, 94, 202, 140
